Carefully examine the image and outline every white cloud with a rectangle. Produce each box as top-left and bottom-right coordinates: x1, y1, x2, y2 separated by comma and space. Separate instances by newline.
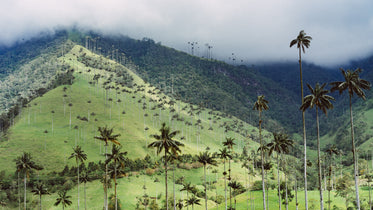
1, 0, 373, 66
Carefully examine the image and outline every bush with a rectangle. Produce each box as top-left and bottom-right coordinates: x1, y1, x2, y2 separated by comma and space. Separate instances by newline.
251, 180, 263, 191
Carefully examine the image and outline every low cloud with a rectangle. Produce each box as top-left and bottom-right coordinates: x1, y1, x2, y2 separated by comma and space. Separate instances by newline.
2, 0, 373, 66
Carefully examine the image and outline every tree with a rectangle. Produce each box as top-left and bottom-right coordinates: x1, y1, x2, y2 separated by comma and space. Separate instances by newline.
222, 137, 235, 209
69, 145, 87, 210
31, 182, 50, 210
54, 190, 72, 210
197, 151, 217, 210
300, 83, 334, 210
185, 195, 201, 210
290, 30, 312, 210
253, 95, 269, 210
106, 145, 127, 210
94, 126, 121, 210
218, 147, 232, 210
148, 122, 184, 210
325, 145, 339, 210
80, 172, 90, 210
228, 180, 245, 209
335, 174, 354, 209
267, 132, 294, 210
330, 67, 371, 210
180, 182, 193, 210
14, 152, 43, 210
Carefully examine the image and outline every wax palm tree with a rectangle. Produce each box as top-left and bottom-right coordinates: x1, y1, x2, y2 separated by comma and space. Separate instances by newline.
223, 137, 235, 209
80, 172, 90, 210
54, 190, 72, 210
325, 145, 339, 210
253, 95, 269, 210
14, 152, 43, 210
31, 182, 50, 210
330, 67, 371, 210
180, 182, 193, 210
167, 152, 182, 210
300, 83, 335, 210
228, 180, 244, 210
290, 30, 312, 210
94, 126, 121, 210
267, 132, 294, 210
148, 122, 184, 210
69, 145, 87, 210
197, 151, 217, 210
218, 147, 232, 210
185, 195, 201, 210
105, 145, 127, 210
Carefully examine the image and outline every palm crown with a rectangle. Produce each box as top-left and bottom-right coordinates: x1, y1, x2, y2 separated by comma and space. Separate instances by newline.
330, 68, 371, 99
300, 83, 335, 115
290, 30, 312, 53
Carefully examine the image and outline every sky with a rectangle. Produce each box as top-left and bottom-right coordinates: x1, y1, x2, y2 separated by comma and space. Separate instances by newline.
1, 0, 373, 67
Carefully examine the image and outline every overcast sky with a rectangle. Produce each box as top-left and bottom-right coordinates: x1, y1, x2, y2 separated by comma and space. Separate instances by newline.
1, 0, 373, 67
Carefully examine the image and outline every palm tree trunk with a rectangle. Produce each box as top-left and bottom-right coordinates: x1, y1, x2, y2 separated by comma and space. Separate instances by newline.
115, 161, 118, 210
299, 48, 308, 210
39, 194, 42, 210
328, 163, 332, 210
105, 144, 108, 210
78, 161, 80, 210
84, 182, 87, 210
173, 161, 176, 210
259, 110, 266, 210
165, 150, 169, 210
316, 108, 324, 210
349, 96, 360, 210
229, 158, 232, 209
285, 172, 288, 210
18, 172, 20, 210
204, 165, 208, 210
24, 173, 27, 210
224, 160, 227, 210
295, 174, 298, 210
277, 154, 282, 210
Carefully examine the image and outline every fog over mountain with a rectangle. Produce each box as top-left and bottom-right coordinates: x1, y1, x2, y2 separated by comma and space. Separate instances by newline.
2, 0, 373, 66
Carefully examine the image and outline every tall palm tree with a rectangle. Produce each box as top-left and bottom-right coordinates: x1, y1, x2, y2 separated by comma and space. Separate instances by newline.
218, 147, 232, 210
80, 172, 90, 210
185, 195, 201, 210
180, 182, 193, 210
228, 180, 244, 210
54, 190, 72, 210
267, 132, 294, 210
253, 95, 269, 210
222, 137, 235, 209
330, 68, 371, 210
31, 182, 50, 210
290, 30, 312, 210
148, 122, 184, 210
94, 126, 121, 210
105, 145, 127, 210
69, 145, 87, 210
325, 145, 339, 210
197, 151, 217, 210
14, 152, 43, 210
300, 83, 335, 210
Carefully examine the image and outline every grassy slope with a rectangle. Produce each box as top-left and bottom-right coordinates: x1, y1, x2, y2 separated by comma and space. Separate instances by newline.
1, 45, 367, 209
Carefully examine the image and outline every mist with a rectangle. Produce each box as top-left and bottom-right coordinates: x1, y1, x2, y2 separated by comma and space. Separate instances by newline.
1, 0, 373, 66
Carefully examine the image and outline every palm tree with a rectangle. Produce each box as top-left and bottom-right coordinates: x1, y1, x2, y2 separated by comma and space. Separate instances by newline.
31, 182, 50, 210
105, 145, 127, 210
14, 152, 43, 210
197, 151, 217, 210
300, 83, 335, 210
185, 195, 201, 210
80, 172, 90, 210
222, 137, 235, 209
330, 67, 371, 210
218, 147, 232, 210
325, 145, 339, 210
54, 190, 72, 210
290, 30, 312, 210
69, 145, 87, 210
267, 132, 294, 210
167, 152, 182, 210
228, 180, 244, 209
148, 122, 184, 210
94, 126, 121, 210
253, 95, 269, 210
180, 182, 194, 210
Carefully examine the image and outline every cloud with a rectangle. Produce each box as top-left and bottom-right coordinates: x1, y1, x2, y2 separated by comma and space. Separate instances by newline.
1, 0, 373, 66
